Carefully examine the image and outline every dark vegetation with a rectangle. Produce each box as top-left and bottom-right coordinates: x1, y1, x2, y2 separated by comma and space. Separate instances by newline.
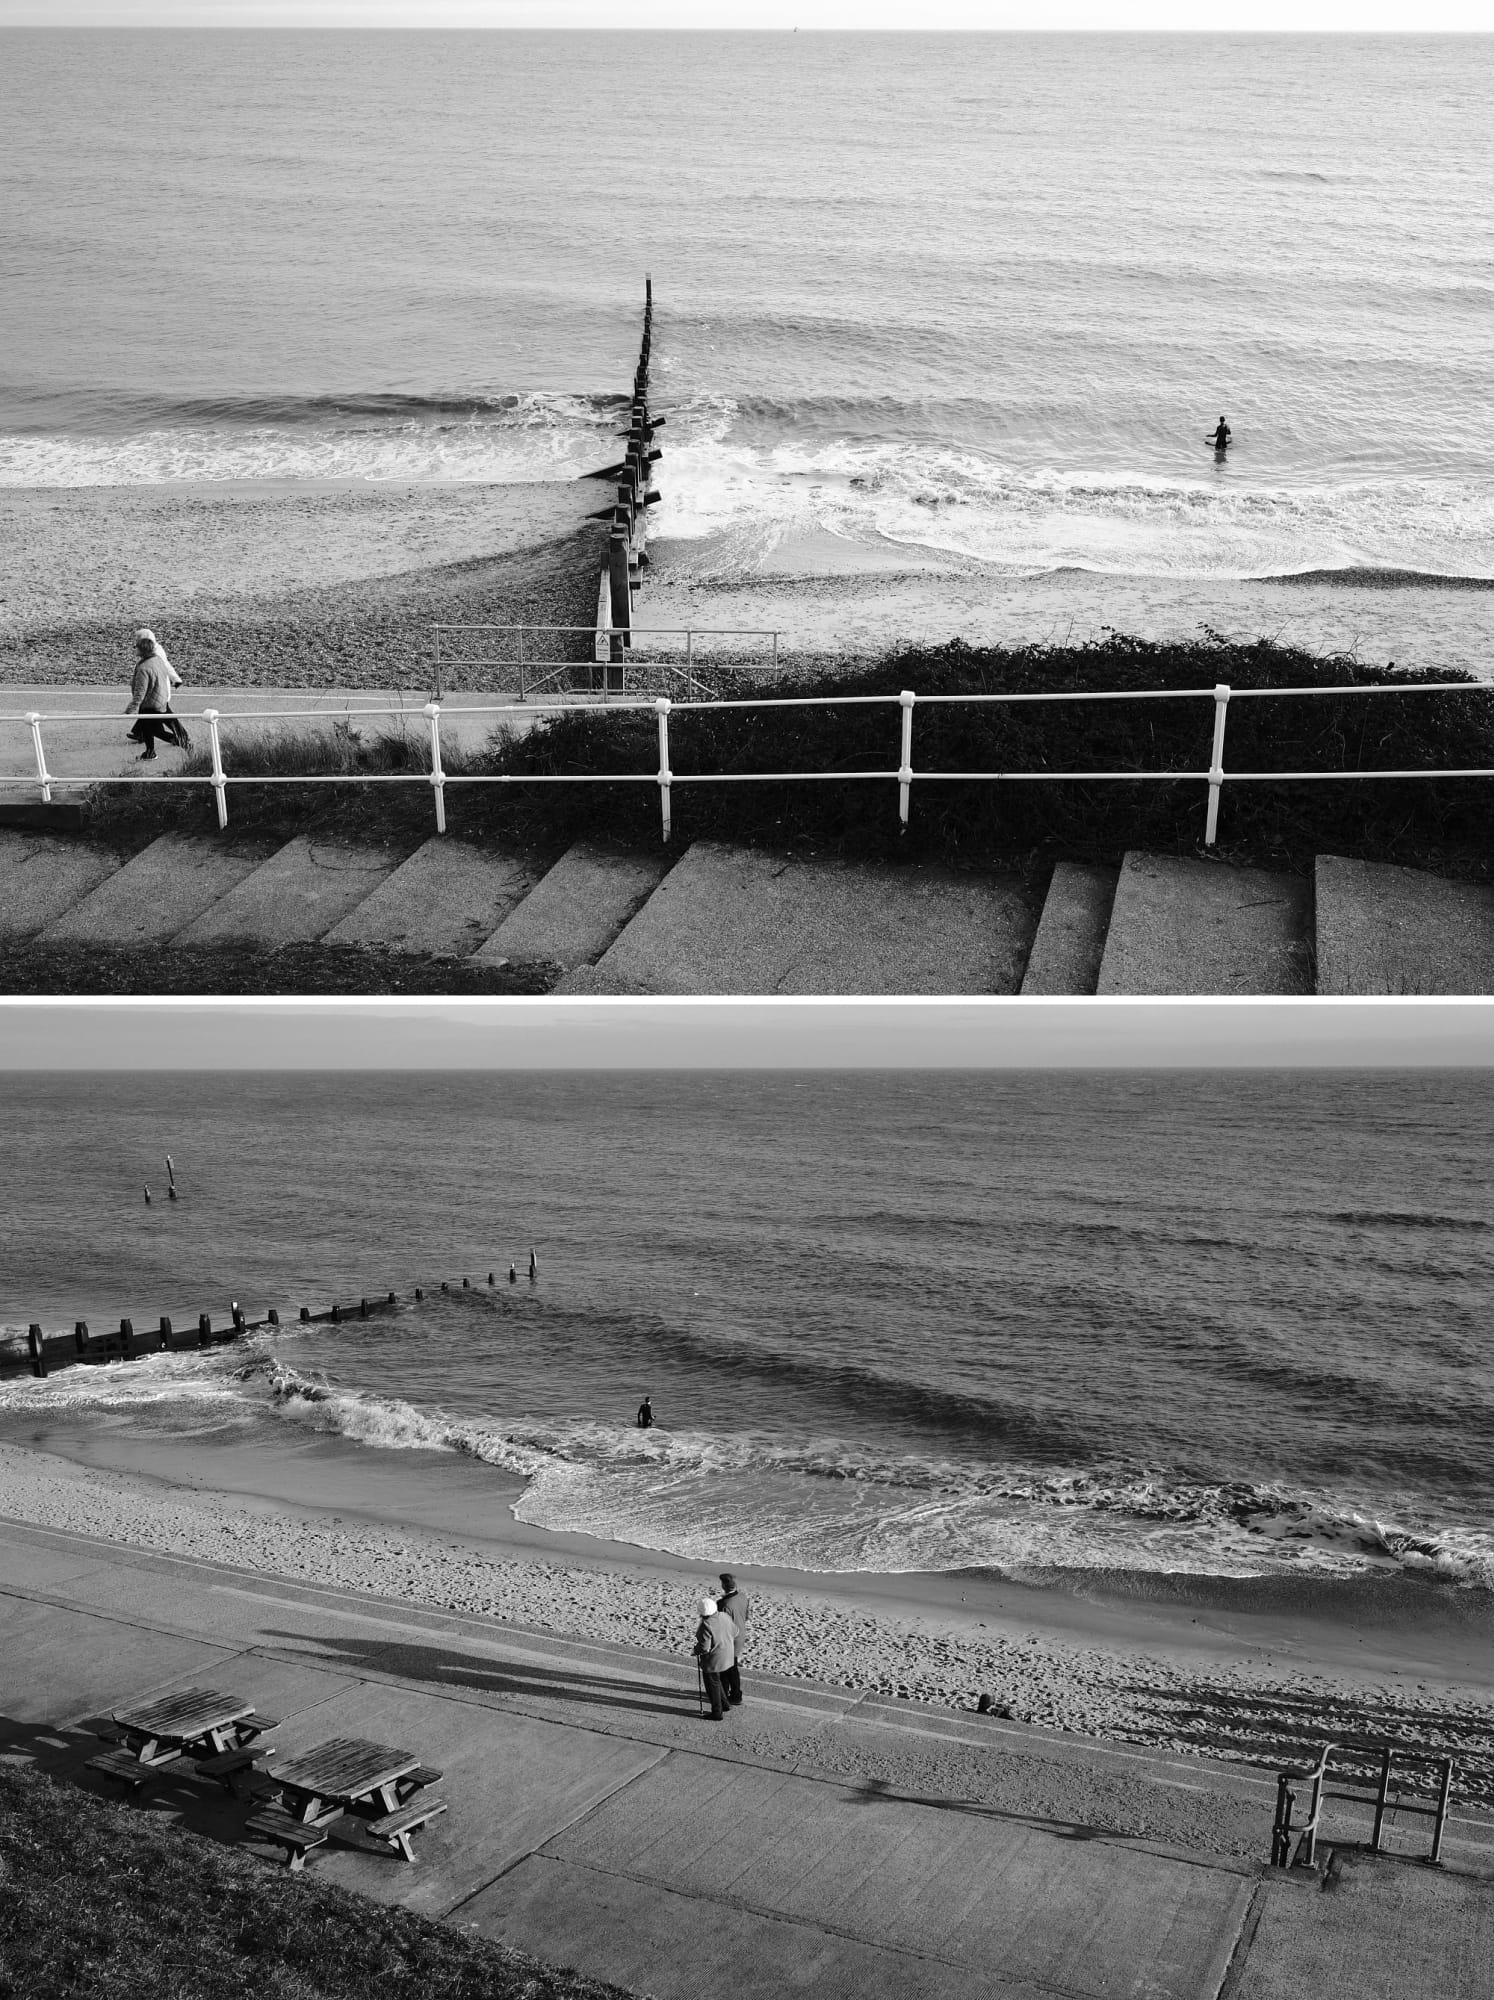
0, 1761, 636, 2000
85, 637, 1494, 879
0, 940, 559, 996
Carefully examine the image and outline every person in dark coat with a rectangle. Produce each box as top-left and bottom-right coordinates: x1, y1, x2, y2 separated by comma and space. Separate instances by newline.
692, 1595, 734, 1722
717, 1571, 748, 1707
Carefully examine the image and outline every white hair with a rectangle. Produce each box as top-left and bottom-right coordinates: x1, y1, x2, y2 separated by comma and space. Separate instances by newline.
698, 1597, 717, 1617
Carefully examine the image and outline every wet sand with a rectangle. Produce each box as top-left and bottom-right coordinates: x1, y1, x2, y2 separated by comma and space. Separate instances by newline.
3, 1424, 1490, 1809
0, 481, 606, 690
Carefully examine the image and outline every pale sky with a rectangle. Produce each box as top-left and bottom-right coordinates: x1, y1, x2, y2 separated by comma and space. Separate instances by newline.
2, 998, 1493, 1068
1, 4, 1489, 29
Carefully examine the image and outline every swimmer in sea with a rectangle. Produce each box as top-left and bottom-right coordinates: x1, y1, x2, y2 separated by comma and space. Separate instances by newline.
637, 1395, 654, 1429
1210, 416, 1231, 451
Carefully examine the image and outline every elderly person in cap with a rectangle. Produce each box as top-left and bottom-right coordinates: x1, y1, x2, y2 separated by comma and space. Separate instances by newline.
717, 1572, 748, 1707
125, 627, 189, 760
691, 1594, 735, 1722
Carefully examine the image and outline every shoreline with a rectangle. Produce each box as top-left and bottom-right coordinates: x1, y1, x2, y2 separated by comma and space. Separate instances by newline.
3, 1423, 1490, 1802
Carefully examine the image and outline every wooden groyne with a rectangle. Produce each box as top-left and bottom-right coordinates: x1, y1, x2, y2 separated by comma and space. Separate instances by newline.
590, 278, 662, 678
1, 1266, 535, 1382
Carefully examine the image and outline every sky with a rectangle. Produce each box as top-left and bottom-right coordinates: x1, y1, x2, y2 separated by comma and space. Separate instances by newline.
1, 4, 1489, 29
3, 998, 1493, 1068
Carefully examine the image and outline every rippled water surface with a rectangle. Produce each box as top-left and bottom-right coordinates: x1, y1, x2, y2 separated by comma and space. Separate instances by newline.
3, 1070, 1491, 1589
1, 31, 1491, 582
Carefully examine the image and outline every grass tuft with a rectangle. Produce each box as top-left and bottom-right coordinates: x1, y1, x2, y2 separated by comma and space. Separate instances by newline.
0, 1760, 641, 2000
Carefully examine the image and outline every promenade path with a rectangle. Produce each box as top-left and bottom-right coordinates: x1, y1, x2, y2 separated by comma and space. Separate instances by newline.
2, 1515, 1490, 1999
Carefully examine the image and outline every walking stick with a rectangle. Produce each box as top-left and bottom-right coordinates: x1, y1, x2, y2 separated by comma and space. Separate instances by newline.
696, 1658, 705, 1718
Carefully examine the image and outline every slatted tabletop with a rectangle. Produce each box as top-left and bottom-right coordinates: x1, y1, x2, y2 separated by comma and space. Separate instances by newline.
274, 1739, 421, 1806
114, 1687, 255, 1743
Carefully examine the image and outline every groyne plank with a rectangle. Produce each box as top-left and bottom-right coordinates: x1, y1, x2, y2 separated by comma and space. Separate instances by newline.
171, 836, 405, 946
0, 830, 120, 938
1097, 853, 1312, 995
38, 832, 277, 946
474, 839, 670, 972
568, 841, 1038, 995
322, 836, 535, 957
1314, 854, 1494, 995
1019, 862, 1118, 995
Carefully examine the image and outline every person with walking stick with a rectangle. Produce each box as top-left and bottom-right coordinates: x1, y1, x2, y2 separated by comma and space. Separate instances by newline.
691, 1595, 734, 1723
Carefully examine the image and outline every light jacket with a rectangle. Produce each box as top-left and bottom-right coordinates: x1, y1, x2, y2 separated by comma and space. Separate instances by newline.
693, 1610, 735, 1674
127, 650, 182, 715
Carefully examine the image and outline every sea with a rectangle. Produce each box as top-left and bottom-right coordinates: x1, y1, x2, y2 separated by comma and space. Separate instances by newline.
1, 30, 1491, 633
3, 1069, 1492, 1601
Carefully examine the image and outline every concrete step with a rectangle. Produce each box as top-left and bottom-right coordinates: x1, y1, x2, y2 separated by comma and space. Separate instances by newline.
475, 840, 670, 973
560, 841, 1040, 995
322, 837, 535, 958
0, 830, 121, 939
1097, 852, 1313, 995
171, 836, 405, 948
1315, 854, 1494, 995
37, 833, 278, 947
1019, 863, 1118, 995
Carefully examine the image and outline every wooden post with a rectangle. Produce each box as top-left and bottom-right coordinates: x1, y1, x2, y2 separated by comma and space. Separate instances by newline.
198, 1312, 211, 1347
331, 1303, 341, 1323
299, 1305, 310, 1322
609, 534, 631, 664
119, 1317, 134, 1357
360, 1297, 370, 1318
158, 1316, 172, 1350
27, 1324, 46, 1378
74, 1320, 88, 1355
267, 1308, 280, 1326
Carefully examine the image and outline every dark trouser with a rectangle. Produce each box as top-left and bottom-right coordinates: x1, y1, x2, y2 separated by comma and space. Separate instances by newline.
700, 1666, 726, 1720
129, 714, 190, 754
721, 1662, 743, 1706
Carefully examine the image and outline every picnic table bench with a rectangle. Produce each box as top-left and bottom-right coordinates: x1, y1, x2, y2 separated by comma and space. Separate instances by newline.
89, 1687, 278, 1794
249, 1738, 446, 1868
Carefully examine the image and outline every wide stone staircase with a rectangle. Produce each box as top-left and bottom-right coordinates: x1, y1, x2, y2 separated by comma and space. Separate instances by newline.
3, 826, 1493, 993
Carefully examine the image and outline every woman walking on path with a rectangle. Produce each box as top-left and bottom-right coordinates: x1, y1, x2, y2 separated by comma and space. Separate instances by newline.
125, 628, 191, 760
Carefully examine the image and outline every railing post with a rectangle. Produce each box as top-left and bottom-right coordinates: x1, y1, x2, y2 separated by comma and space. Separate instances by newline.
1429, 1757, 1453, 1864
898, 690, 916, 830
1205, 683, 1230, 846
686, 629, 693, 668
1271, 1775, 1294, 1868
1370, 1744, 1393, 1854
425, 700, 446, 834
517, 623, 524, 698
204, 710, 228, 829
25, 712, 52, 804
656, 697, 672, 843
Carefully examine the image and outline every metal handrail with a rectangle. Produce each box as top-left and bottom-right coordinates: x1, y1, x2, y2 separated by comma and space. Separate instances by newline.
1271, 1738, 1456, 1870
6, 678, 1491, 843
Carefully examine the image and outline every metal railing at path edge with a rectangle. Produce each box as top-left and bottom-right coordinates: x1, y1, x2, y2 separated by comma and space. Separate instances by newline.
5, 676, 1493, 845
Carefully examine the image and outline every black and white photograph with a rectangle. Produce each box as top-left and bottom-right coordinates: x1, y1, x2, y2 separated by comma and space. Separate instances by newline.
1, 2, 1492, 1997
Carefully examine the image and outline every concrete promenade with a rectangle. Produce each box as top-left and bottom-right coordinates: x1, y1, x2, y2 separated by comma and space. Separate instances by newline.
2, 1515, 1490, 1999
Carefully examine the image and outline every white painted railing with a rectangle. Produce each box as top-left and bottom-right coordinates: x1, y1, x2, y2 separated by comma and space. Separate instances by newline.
3, 679, 1490, 845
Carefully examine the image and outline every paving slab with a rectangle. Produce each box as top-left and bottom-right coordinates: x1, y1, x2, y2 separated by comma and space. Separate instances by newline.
1019, 862, 1118, 994
568, 841, 1038, 995
1314, 854, 1494, 995
1097, 853, 1313, 996
322, 836, 536, 956
0, 829, 121, 937
1227, 1852, 1494, 2000
547, 1753, 1252, 1998
253, 1675, 666, 1918
0, 1595, 238, 1726
171, 835, 405, 946
475, 839, 671, 971
467, 1854, 987, 2000
37, 832, 277, 946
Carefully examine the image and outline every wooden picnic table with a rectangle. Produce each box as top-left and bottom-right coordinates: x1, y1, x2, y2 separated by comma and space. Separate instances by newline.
270, 1738, 426, 1827
112, 1687, 264, 1766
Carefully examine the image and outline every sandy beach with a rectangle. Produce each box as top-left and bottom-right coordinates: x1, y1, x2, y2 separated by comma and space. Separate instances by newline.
3, 1425, 1489, 1817
0, 481, 605, 691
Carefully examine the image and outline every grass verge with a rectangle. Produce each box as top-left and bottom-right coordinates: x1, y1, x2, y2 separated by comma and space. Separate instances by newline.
0, 941, 560, 996
0, 1761, 637, 2000
83, 635, 1494, 879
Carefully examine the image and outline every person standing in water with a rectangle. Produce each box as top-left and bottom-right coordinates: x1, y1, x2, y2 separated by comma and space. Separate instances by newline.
636, 1395, 654, 1429
1210, 416, 1231, 452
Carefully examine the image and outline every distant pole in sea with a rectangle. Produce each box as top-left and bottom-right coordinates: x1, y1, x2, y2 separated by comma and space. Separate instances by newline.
144, 1186, 151, 1204
528, 1247, 538, 1281
166, 1155, 178, 1200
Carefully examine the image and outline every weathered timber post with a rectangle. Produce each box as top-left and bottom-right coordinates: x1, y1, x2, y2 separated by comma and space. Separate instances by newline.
27, 1324, 46, 1378
74, 1320, 88, 1355
158, 1316, 172, 1350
